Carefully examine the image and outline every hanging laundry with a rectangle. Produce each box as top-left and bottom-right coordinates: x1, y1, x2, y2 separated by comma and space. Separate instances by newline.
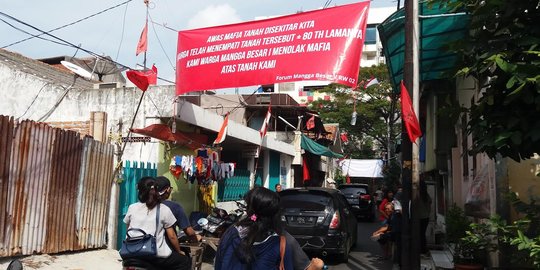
169, 155, 183, 179
229, 163, 236, 178
221, 163, 230, 179
196, 148, 208, 158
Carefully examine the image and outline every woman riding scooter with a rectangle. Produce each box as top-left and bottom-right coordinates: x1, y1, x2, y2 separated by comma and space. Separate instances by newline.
122, 176, 191, 270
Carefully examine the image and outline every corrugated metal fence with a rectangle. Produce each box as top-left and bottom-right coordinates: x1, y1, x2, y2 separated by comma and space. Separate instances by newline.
0, 115, 114, 257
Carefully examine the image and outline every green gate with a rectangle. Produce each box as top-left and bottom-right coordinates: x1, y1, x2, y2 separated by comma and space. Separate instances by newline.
218, 169, 261, 202
116, 161, 157, 249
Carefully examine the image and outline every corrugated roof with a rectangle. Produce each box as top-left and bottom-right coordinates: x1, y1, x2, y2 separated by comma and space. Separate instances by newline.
0, 48, 94, 89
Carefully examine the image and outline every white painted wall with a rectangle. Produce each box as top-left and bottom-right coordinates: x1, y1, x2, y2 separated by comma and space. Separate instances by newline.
280, 153, 293, 189
0, 61, 176, 163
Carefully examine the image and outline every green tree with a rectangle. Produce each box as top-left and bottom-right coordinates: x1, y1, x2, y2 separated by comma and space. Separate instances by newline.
309, 64, 401, 160
434, 0, 540, 161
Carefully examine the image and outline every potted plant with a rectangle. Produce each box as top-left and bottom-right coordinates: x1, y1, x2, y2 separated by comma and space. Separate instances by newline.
453, 221, 498, 270
446, 204, 471, 246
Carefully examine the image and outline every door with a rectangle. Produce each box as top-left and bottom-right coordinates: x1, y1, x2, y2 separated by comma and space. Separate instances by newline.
269, 151, 280, 191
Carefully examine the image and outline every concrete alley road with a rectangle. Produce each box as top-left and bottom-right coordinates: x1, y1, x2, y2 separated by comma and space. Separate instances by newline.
325, 219, 394, 270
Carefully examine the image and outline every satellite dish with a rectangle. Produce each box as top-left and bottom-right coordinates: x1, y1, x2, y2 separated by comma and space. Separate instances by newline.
70, 56, 126, 81
60, 60, 93, 79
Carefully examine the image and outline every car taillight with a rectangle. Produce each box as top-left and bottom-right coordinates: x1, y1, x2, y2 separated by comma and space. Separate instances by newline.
329, 211, 340, 229
360, 194, 371, 200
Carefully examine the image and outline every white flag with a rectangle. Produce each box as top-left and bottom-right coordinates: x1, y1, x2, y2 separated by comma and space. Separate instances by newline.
260, 105, 271, 138
365, 78, 379, 89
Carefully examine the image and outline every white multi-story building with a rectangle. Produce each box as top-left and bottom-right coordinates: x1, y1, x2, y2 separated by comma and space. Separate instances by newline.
362, 6, 397, 67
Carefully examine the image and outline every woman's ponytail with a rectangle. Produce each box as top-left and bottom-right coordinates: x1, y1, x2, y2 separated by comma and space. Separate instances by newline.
137, 177, 160, 209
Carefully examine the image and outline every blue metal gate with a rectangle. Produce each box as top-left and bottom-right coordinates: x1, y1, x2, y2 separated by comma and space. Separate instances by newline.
116, 161, 157, 249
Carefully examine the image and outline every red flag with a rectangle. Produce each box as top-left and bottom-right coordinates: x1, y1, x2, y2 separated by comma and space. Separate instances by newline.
136, 21, 148, 56
148, 65, 157, 85
214, 113, 229, 144
340, 132, 349, 143
260, 105, 271, 138
400, 81, 422, 143
306, 115, 315, 130
302, 156, 310, 182
346, 173, 351, 184
126, 66, 157, 91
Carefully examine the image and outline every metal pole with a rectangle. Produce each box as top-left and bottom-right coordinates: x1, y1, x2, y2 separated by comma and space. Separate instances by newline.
143, 1, 149, 69
412, 0, 422, 266
401, 0, 421, 268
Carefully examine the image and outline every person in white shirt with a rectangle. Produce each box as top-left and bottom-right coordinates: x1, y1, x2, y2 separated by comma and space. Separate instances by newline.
123, 176, 191, 270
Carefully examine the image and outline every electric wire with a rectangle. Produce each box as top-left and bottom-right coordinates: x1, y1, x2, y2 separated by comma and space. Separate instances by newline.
0, 11, 175, 84
149, 19, 178, 32
2, 0, 134, 49
148, 12, 175, 70
18, 82, 51, 119
323, 0, 333, 8
37, 76, 78, 122
115, 1, 131, 61
147, 94, 163, 117
0, 11, 126, 68
0, 18, 70, 47
227, 89, 259, 116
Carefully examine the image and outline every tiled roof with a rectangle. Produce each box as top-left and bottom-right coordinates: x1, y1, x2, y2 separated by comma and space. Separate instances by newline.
0, 48, 95, 89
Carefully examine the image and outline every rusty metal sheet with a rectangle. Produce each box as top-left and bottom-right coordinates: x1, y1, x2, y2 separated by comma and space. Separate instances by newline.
0, 115, 14, 254
21, 122, 53, 255
0, 117, 114, 257
76, 138, 114, 249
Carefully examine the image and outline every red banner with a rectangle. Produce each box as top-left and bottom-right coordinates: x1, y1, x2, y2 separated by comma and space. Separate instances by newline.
176, 2, 370, 94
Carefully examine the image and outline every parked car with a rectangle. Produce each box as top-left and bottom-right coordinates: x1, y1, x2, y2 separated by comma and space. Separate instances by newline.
338, 183, 375, 221
279, 187, 358, 263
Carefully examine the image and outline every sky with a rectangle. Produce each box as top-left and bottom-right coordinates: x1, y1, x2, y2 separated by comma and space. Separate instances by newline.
0, 0, 396, 88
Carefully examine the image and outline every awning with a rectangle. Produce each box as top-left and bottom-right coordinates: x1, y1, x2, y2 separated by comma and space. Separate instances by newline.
301, 134, 343, 158
130, 124, 207, 150
377, 2, 470, 91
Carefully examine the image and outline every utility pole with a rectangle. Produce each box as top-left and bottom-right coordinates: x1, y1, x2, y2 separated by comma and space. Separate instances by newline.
401, 0, 421, 268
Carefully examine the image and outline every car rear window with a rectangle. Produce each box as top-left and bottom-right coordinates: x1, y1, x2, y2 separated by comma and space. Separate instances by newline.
339, 186, 367, 195
280, 192, 331, 211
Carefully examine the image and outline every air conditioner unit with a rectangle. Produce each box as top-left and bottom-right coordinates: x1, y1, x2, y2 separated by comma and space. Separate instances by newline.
93, 82, 124, 89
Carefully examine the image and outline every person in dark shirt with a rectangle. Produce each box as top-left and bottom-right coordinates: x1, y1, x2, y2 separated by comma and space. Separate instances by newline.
284, 231, 325, 270
155, 176, 201, 243
215, 186, 294, 270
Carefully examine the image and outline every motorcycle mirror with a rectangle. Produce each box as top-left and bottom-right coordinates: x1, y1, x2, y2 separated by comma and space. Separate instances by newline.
197, 218, 209, 226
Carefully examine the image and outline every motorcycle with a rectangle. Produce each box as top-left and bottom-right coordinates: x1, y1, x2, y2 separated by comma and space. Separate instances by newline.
122, 201, 246, 269
122, 234, 202, 270
193, 200, 246, 264
121, 258, 157, 270
197, 200, 246, 238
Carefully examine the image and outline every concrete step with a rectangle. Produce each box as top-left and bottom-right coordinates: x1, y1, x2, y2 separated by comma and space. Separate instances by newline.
430, 249, 454, 270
